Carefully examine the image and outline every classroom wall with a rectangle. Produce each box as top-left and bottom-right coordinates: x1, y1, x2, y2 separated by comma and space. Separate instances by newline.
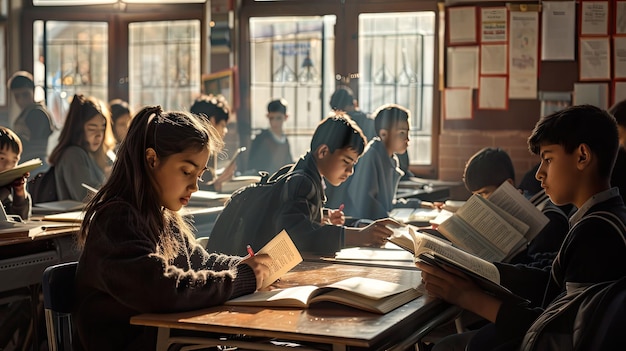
439, 130, 539, 200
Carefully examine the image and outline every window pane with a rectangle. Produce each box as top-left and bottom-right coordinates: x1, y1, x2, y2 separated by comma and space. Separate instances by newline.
359, 12, 435, 165
249, 15, 335, 161
129, 20, 201, 112
33, 20, 108, 128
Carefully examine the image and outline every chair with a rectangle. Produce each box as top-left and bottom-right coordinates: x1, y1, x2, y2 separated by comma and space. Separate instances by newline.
42, 261, 78, 351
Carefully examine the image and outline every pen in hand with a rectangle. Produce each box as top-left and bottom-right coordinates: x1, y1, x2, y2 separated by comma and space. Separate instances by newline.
246, 244, 255, 257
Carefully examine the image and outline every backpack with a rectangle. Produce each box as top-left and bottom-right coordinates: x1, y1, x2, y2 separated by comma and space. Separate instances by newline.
28, 166, 58, 205
520, 210, 626, 351
206, 165, 319, 256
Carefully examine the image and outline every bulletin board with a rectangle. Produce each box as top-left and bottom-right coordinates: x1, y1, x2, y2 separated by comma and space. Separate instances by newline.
442, 0, 622, 131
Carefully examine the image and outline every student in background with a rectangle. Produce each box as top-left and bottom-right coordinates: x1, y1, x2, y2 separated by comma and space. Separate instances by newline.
0, 127, 32, 219
108, 98, 132, 151
73, 106, 271, 351
463, 147, 569, 265
210, 113, 399, 255
609, 99, 626, 203
329, 85, 376, 140
247, 98, 293, 175
417, 105, 626, 350
190, 94, 235, 192
327, 104, 410, 220
48, 94, 114, 201
7, 71, 54, 175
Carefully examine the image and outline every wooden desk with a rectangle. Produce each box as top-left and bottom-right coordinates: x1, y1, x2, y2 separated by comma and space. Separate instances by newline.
131, 261, 447, 351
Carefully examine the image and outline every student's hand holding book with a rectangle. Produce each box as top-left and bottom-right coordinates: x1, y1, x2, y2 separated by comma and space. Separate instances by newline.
9, 171, 29, 198
345, 217, 403, 247
415, 258, 503, 323
239, 254, 272, 291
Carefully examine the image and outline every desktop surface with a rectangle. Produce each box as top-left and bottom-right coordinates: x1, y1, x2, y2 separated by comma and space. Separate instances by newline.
131, 261, 445, 350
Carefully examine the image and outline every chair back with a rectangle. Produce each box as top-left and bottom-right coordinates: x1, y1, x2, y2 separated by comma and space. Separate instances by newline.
42, 261, 78, 351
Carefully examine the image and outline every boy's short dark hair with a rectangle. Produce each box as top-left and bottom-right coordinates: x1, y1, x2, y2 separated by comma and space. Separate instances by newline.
267, 99, 287, 114
0, 126, 23, 155
109, 99, 131, 123
528, 104, 618, 178
190, 94, 230, 124
373, 104, 410, 134
310, 112, 366, 155
609, 99, 626, 127
7, 71, 35, 90
463, 147, 515, 192
329, 86, 354, 111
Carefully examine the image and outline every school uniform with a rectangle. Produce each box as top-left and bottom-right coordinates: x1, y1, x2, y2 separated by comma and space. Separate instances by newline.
74, 199, 258, 351
54, 146, 105, 201
474, 188, 626, 349
342, 138, 403, 220
272, 152, 345, 254
247, 129, 293, 175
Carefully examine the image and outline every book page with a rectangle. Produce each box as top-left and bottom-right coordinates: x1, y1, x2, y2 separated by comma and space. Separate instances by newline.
334, 247, 414, 261
324, 276, 413, 300
488, 181, 549, 242
412, 229, 500, 284
437, 214, 507, 262
256, 229, 303, 288
455, 195, 526, 255
225, 285, 318, 308
0, 158, 42, 188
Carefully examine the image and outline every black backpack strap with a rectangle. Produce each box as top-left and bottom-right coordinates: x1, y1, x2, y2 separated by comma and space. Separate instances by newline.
584, 211, 626, 247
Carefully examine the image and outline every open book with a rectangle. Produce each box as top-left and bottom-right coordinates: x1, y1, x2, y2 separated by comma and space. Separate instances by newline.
0, 158, 42, 188
436, 181, 549, 262
226, 276, 422, 314
255, 229, 303, 289
389, 226, 528, 305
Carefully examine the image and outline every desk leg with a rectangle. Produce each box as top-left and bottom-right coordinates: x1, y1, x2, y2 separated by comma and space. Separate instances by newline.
156, 327, 171, 351
331, 344, 346, 351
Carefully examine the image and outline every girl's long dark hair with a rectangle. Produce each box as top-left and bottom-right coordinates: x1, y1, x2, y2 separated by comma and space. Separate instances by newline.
49, 94, 114, 170
78, 106, 223, 260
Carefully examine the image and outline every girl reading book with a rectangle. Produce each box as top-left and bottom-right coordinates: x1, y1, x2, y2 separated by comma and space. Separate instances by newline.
73, 106, 271, 351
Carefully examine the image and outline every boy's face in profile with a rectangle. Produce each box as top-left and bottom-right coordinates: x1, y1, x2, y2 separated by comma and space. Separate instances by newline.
11, 87, 34, 110
316, 146, 359, 186
267, 111, 287, 134
209, 117, 228, 138
0, 146, 20, 172
535, 143, 581, 206
382, 120, 410, 155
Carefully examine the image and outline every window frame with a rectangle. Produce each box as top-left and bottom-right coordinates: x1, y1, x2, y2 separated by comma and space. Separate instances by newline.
238, 0, 441, 177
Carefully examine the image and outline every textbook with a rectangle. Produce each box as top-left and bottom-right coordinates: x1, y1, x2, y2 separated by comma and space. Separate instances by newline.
389, 226, 529, 305
33, 200, 85, 214
436, 181, 549, 262
0, 158, 43, 188
255, 229, 303, 289
225, 276, 422, 314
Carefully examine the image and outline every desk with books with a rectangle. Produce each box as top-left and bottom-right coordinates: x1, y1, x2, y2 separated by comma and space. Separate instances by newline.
131, 261, 449, 351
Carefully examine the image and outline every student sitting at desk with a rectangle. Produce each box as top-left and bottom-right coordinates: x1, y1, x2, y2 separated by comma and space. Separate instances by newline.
326, 104, 410, 220
208, 112, 399, 256
463, 147, 569, 266
190, 94, 236, 192
73, 106, 271, 351
0, 126, 32, 220
417, 105, 626, 351
48, 94, 114, 202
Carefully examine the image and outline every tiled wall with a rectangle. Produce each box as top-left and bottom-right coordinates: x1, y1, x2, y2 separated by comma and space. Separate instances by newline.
439, 130, 540, 200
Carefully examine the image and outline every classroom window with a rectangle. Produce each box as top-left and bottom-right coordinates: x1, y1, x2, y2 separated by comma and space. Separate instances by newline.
128, 20, 201, 111
358, 12, 436, 166
33, 20, 108, 128
248, 16, 336, 161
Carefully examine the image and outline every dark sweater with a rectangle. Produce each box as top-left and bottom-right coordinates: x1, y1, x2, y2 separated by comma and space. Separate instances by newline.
73, 200, 257, 351
492, 188, 626, 345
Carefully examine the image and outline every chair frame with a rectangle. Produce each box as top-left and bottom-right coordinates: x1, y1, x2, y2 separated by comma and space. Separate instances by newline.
42, 261, 78, 351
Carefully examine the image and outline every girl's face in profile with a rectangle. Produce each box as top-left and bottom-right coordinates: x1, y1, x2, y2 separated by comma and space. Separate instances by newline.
149, 147, 209, 211
84, 114, 106, 153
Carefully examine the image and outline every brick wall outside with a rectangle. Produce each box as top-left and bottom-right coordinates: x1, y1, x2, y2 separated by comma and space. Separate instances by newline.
439, 130, 540, 200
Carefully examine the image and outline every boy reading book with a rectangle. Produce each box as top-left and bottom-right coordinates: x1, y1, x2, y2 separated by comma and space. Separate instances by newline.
208, 113, 400, 255
0, 127, 35, 220
461, 147, 569, 265
417, 105, 626, 351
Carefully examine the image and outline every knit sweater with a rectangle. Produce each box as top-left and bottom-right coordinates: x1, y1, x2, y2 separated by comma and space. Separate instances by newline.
73, 200, 257, 351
